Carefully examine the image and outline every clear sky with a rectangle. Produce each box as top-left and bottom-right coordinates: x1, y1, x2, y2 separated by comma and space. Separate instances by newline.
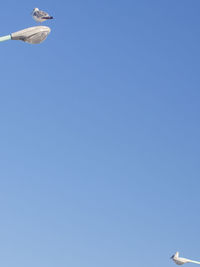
1, 0, 200, 266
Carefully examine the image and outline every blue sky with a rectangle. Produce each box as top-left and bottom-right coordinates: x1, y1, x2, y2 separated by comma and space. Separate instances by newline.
0, 0, 200, 266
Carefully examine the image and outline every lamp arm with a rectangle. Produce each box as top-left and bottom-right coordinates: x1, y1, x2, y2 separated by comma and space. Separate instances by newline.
0, 35, 11, 42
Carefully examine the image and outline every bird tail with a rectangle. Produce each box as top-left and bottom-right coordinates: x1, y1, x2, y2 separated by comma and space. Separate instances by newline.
189, 260, 200, 264
43, 16, 53, 19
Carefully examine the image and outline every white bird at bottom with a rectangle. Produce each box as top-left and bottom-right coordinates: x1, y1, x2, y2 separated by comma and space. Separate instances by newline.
171, 252, 200, 265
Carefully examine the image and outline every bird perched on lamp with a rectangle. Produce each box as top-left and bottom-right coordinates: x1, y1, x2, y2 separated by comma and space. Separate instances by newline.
32, 8, 54, 23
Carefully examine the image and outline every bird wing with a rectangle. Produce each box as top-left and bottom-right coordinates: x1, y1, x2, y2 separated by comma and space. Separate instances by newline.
34, 10, 50, 18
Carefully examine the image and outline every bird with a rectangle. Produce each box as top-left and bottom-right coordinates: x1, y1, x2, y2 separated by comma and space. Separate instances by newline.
171, 252, 200, 265
32, 8, 53, 23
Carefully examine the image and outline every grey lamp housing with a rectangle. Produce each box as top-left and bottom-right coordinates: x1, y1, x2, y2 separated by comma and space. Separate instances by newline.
11, 26, 51, 44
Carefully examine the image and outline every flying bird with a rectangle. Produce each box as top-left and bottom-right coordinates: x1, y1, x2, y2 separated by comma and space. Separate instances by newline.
32, 8, 53, 23
171, 252, 200, 265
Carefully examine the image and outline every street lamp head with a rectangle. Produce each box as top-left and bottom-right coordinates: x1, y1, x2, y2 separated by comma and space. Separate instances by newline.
11, 26, 51, 44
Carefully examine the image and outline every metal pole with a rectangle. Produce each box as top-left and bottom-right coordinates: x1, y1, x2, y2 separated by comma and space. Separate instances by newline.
0, 35, 11, 42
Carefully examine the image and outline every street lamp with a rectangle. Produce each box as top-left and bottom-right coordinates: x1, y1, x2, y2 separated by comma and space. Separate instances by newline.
0, 26, 51, 44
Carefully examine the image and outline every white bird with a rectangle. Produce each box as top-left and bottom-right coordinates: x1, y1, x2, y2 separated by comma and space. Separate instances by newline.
171, 252, 200, 265
32, 8, 53, 23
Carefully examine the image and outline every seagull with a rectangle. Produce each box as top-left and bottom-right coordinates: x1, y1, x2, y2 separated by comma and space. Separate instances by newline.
32, 8, 53, 23
171, 252, 200, 265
